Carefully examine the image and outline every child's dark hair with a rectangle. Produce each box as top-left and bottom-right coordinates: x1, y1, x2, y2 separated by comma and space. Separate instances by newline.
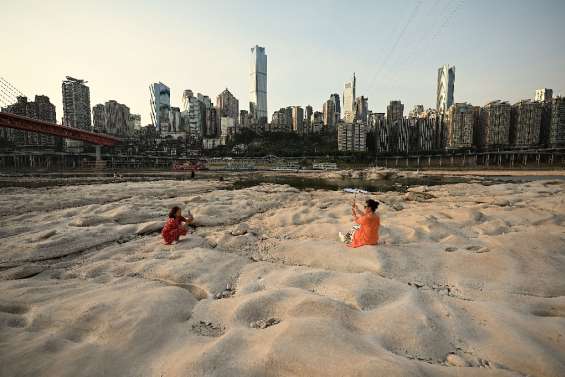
366, 199, 379, 212
168, 206, 180, 218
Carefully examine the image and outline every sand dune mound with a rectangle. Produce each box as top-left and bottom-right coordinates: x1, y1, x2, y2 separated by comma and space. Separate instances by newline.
1, 178, 564, 377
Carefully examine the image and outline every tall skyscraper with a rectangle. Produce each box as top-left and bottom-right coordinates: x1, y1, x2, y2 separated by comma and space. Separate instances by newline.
343, 73, 356, 123
535, 88, 553, 102
149, 82, 170, 132
436, 65, 455, 113
249, 45, 268, 122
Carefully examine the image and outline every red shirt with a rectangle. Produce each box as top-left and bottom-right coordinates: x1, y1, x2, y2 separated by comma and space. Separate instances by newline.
350, 213, 380, 248
161, 216, 188, 244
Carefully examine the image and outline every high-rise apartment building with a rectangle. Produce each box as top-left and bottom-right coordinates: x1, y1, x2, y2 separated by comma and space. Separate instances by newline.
182, 90, 203, 142
216, 88, 239, 121
535, 88, 553, 103
168, 107, 182, 134
249, 45, 268, 122
436, 65, 455, 113
62, 76, 91, 151
510, 100, 542, 146
354, 96, 369, 123
1, 95, 57, 147
330, 93, 341, 118
446, 103, 475, 149
323, 99, 337, 128
386, 100, 404, 124
304, 105, 313, 132
478, 100, 511, 147
337, 122, 366, 152
291, 106, 304, 133
368, 112, 385, 131
62, 76, 91, 130
92, 100, 131, 136
549, 97, 565, 145
149, 82, 170, 132
206, 107, 220, 137
311, 111, 324, 133
270, 107, 292, 132
343, 74, 356, 123
240, 110, 252, 129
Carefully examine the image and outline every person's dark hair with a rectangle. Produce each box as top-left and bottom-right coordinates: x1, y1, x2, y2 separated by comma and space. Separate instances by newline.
168, 206, 180, 218
366, 199, 379, 212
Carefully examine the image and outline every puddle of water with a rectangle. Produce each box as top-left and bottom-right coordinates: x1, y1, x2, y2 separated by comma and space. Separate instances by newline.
230, 175, 473, 193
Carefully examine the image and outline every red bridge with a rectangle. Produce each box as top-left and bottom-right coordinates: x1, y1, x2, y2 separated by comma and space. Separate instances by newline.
0, 112, 121, 146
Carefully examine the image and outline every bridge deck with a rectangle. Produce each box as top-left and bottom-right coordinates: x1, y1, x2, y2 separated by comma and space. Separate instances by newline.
0, 112, 120, 146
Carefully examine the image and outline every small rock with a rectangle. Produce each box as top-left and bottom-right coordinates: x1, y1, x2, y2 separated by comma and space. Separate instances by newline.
446, 353, 468, 367
250, 318, 280, 329
445, 247, 457, 252
475, 247, 490, 253
494, 199, 510, 207
391, 202, 404, 211
231, 223, 249, 236
408, 281, 424, 288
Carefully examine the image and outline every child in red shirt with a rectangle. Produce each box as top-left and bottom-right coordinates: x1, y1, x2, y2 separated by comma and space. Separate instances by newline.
162, 206, 193, 245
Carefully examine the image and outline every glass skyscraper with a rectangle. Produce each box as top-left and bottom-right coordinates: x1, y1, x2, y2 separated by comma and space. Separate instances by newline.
149, 82, 170, 132
436, 65, 455, 113
249, 45, 267, 122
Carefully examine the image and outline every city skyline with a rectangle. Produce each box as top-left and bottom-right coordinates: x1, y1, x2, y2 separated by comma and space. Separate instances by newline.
3, 0, 565, 126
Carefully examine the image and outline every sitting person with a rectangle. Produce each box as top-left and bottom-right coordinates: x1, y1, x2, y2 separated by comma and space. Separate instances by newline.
339, 199, 380, 248
162, 206, 193, 245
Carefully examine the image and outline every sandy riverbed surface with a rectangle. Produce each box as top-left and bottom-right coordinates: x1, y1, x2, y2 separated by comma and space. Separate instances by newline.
1, 177, 564, 377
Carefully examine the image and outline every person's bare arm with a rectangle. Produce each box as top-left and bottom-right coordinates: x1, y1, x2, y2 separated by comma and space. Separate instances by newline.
351, 201, 362, 220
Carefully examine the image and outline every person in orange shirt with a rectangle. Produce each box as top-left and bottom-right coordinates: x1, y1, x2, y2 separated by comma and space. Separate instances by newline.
339, 199, 380, 248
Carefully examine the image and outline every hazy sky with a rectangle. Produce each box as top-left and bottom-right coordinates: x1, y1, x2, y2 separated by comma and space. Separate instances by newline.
2, 0, 564, 125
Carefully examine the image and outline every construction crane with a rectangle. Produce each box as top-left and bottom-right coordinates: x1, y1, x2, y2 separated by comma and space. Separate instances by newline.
0, 77, 25, 109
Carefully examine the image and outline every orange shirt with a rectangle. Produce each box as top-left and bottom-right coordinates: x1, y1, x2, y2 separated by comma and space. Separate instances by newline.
350, 213, 380, 248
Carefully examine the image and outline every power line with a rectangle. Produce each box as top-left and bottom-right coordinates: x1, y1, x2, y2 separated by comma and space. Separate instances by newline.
377, 0, 465, 98
367, 1, 424, 92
